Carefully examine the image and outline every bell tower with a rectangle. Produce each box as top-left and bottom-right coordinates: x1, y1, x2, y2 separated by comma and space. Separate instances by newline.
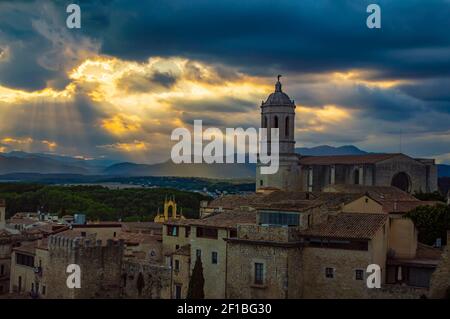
256, 76, 300, 191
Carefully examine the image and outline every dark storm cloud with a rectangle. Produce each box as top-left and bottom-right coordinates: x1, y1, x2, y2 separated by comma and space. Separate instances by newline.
117, 70, 179, 93
398, 78, 450, 102
77, 0, 450, 79
171, 97, 256, 113
0, 1, 99, 90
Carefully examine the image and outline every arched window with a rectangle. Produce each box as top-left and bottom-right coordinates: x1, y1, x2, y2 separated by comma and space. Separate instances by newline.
354, 169, 360, 185
274, 116, 279, 129
285, 116, 289, 137
264, 116, 268, 128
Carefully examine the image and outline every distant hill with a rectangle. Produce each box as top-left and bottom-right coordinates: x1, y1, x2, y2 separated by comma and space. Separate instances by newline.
104, 161, 256, 179
0, 153, 90, 175
295, 145, 367, 156
1, 147, 449, 179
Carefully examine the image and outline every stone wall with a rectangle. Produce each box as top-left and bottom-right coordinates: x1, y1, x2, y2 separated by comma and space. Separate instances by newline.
374, 155, 430, 193
226, 241, 301, 298
43, 235, 124, 299
0, 239, 12, 294
237, 224, 301, 242
368, 284, 428, 299
302, 247, 371, 298
122, 260, 170, 299
428, 231, 450, 299
170, 252, 190, 299
190, 226, 228, 299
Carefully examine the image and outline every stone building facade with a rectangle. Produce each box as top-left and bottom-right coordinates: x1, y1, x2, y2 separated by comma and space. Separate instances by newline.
256, 78, 437, 194
40, 235, 124, 299
121, 260, 170, 299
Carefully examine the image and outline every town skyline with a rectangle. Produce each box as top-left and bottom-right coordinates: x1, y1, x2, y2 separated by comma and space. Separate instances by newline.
0, 0, 449, 166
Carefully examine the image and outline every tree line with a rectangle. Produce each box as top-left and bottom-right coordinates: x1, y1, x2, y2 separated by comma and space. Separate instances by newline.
0, 183, 210, 221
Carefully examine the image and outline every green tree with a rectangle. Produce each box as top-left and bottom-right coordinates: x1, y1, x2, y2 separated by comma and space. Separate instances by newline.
414, 191, 446, 202
405, 204, 450, 245
136, 272, 145, 296
187, 256, 205, 299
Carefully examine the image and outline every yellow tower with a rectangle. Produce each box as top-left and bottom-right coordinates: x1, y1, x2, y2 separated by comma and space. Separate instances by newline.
154, 196, 185, 223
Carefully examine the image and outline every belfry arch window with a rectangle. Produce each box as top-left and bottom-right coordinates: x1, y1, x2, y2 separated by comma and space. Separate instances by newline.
285, 116, 289, 137
264, 116, 268, 128
274, 116, 279, 129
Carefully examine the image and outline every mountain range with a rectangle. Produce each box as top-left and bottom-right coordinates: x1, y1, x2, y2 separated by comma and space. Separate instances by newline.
0, 146, 449, 179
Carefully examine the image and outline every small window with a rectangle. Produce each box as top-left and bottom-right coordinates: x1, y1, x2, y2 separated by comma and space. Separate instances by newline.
196, 227, 218, 239
42, 285, 46, 295
274, 116, 279, 129
81, 232, 86, 237
365, 198, 369, 203
175, 244, 180, 250
196, 249, 201, 258
355, 269, 364, 281
175, 284, 182, 299
260, 180, 263, 187
212, 252, 218, 264
354, 170, 360, 185
185, 226, 191, 238
113, 232, 117, 237
325, 267, 334, 278
0, 264, 4, 275
167, 225, 179, 237
285, 116, 289, 137
230, 229, 237, 238
174, 259, 180, 271
254, 263, 264, 285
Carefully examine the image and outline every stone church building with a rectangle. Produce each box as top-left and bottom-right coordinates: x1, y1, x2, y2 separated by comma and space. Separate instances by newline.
256, 78, 438, 194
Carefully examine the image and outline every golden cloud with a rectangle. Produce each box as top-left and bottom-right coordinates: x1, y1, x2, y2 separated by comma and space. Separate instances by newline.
41, 140, 58, 151
101, 114, 142, 136
100, 140, 150, 152
1, 137, 34, 145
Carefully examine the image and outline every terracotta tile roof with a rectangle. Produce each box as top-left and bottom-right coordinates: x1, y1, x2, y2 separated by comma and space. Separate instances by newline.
13, 241, 38, 254
256, 200, 325, 211
168, 209, 257, 229
383, 200, 442, 214
416, 243, 443, 260
118, 232, 161, 245
300, 213, 387, 240
324, 184, 417, 201
298, 153, 404, 165
207, 193, 265, 209
121, 222, 163, 232
206, 191, 374, 214
8, 217, 37, 225
387, 243, 442, 267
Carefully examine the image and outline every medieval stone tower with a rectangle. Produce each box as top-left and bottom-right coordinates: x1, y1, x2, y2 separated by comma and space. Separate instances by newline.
256, 76, 301, 191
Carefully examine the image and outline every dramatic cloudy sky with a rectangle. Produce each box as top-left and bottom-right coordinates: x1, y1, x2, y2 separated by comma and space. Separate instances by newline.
0, 0, 449, 164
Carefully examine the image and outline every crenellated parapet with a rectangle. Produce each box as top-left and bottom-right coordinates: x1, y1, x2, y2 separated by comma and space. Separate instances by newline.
47, 234, 125, 255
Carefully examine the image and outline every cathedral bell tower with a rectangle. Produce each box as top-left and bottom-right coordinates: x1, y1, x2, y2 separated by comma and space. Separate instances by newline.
256, 76, 300, 191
